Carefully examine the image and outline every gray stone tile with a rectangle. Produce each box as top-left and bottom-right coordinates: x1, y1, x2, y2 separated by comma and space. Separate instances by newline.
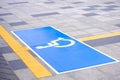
15, 69, 37, 80
60, 6, 74, 9
0, 13, 13, 16
101, 8, 116, 11
82, 12, 99, 17
88, 5, 101, 8
84, 28, 104, 34
2, 15, 22, 23
0, 68, 15, 74
40, 74, 74, 80
68, 68, 106, 80
44, 1, 55, 4
0, 59, 8, 64
106, 5, 120, 8
0, 18, 4, 21
0, 55, 19, 80
0, 73, 19, 80
32, 12, 59, 17
82, 7, 97, 11
8, 2, 29, 5
0, 46, 13, 54
3, 53, 19, 61
84, 36, 120, 47
72, 1, 84, 4
115, 24, 120, 27
8, 59, 27, 70
97, 62, 120, 76
9, 21, 27, 26
0, 56, 5, 60
104, 2, 115, 4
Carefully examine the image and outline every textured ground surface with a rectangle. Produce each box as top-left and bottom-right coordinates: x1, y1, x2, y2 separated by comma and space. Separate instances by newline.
0, 0, 120, 80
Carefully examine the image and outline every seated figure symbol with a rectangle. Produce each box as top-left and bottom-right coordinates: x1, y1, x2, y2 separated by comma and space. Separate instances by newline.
35, 37, 75, 49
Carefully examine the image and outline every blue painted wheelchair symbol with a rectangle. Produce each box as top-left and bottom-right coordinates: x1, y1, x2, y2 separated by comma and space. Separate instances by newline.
36, 37, 75, 49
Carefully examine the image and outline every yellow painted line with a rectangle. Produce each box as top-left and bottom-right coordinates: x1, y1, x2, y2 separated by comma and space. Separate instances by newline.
78, 32, 120, 41
0, 25, 52, 78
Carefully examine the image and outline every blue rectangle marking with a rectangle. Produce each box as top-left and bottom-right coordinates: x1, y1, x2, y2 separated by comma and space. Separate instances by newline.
12, 26, 118, 73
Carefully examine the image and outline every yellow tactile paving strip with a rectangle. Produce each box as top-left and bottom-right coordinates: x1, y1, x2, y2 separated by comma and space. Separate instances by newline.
0, 25, 52, 78
78, 32, 120, 41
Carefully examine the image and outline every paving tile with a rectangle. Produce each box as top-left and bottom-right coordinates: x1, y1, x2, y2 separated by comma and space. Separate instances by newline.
0, 54, 19, 80
104, 2, 115, 4
44, 1, 55, 4
84, 36, 120, 47
3, 53, 19, 61
8, 2, 29, 5
32, 12, 59, 17
115, 24, 120, 27
101, 8, 116, 11
82, 12, 99, 17
88, 5, 101, 8
0, 18, 4, 21
106, 5, 120, 8
68, 68, 106, 80
0, 63, 11, 69
72, 1, 84, 4
0, 46, 13, 54
82, 7, 96, 11
40, 74, 74, 80
0, 13, 13, 16
2, 15, 22, 23
97, 62, 120, 76
0, 68, 15, 74
8, 59, 27, 70
84, 28, 104, 33
14, 69, 37, 80
9, 21, 27, 26
0, 73, 19, 80
60, 6, 74, 9
0, 56, 5, 60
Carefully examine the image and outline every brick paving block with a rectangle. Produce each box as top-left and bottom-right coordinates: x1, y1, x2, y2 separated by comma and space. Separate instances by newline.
115, 24, 120, 27
39, 74, 75, 80
60, 6, 74, 9
82, 12, 99, 17
101, 8, 116, 11
0, 46, 13, 54
3, 53, 19, 61
0, 18, 4, 21
8, 59, 27, 70
0, 54, 19, 80
72, 1, 84, 4
104, 2, 115, 4
44, 1, 55, 4
14, 69, 36, 80
9, 21, 27, 26
67, 69, 106, 80
2, 15, 22, 23
32, 12, 60, 17
8, 2, 29, 5
0, 13, 13, 16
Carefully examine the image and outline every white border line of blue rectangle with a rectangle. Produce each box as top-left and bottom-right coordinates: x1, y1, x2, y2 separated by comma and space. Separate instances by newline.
11, 26, 119, 74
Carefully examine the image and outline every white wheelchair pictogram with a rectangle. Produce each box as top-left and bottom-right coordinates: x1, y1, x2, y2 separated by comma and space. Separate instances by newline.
35, 37, 75, 49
